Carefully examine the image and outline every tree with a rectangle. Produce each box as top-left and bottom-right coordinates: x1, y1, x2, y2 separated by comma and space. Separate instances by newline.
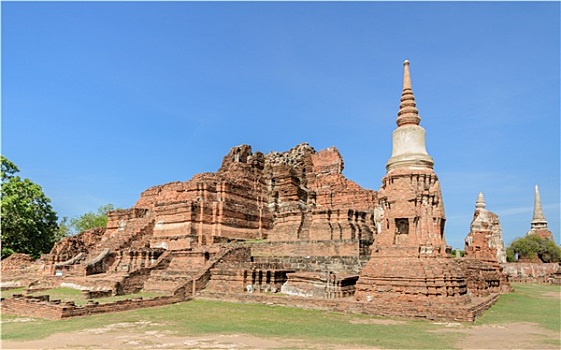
65, 204, 114, 235
1, 156, 59, 259
1, 155, 19, 181
506, 235, 561, 263
57, 216, 72, 238
450, 249, 465, 258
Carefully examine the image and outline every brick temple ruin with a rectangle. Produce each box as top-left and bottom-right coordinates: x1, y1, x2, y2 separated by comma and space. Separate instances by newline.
501, 185, 560, 283
2, 61, 515, 321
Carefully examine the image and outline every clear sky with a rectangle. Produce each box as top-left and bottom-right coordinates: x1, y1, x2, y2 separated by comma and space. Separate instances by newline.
3, 1, 559, 249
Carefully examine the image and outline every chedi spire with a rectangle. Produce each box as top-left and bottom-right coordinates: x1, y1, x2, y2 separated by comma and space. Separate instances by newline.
396, 60, 421, 126
475, 192, 486, 209
531, 185, 547, 229
386, 60, 434, 171
527, 184, 554, 241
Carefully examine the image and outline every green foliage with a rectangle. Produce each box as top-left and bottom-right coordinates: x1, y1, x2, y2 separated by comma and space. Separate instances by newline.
1, 155, 19, 181
57, 217, 72, 238
1, 156, 59, 259
65, 204, 114, 235
450, 249, 465, 257
506, 235, 561, 263
0, 287, 24, 299
506, 247, 516, 262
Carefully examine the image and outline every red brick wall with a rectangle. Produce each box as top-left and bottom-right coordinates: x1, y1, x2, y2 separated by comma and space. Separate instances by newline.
502, 262, 559, 282
1, 294, 184, 320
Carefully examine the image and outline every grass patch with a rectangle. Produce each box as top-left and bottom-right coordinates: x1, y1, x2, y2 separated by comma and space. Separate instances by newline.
2, 299, 460, 349
155, 300, 461, 349
0, 287, 24, 299
34, 287, 84, 304
475, 283, 561, 332
2, 283, 559, 349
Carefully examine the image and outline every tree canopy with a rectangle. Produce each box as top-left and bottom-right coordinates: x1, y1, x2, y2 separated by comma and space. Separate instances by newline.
59, 204, 114, 236
1, 156, 59, 259
506, 234, 561, 263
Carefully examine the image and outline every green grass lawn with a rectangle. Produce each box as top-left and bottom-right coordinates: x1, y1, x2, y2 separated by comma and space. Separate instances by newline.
0, 287, 25, 299
475, 283, 560, 332
2, 283, 560, 349
1, 300, 459, 349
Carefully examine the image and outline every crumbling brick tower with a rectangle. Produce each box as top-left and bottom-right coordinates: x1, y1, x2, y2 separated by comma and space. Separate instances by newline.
465, 192, 507, 263
355, 61, 471, 313
462, 192, 511, 296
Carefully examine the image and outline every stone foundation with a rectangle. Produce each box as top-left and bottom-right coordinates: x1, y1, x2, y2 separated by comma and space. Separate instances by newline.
502, 262, 560, 283
356, 252, 471, 308
281, 271, 358, 299
198, 291, 498, 322
205, 264, 293, 294
1, 294, 182, 320
457, 259, 511, 296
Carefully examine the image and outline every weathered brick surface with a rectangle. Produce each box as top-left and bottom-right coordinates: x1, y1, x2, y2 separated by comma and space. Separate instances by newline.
502, 262, 560, 283
0, 294, 183, 320
457, 258, 511, 296
464, 193, 507, 264
206, 266, 292, 294
280, 271, 358, 298
354, 167, 469, 311
250, 240, 369, 274
527, 228, 555, 241
1, 253, 35, 271
47, 228, 105, 264
198, 291, 498, 322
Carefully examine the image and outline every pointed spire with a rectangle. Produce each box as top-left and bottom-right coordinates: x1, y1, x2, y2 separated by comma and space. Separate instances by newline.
396, 60, 421, 127
475, 192, 486, 209
386, 60, 434, 171
531, 185, 548, 228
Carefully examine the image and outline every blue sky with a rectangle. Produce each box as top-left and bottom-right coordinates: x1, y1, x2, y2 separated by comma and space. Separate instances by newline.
2, 1, 559, 249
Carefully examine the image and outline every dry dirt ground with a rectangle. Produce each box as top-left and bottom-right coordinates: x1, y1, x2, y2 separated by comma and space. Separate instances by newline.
2, 318, 559, 350
432, 322, 559, 350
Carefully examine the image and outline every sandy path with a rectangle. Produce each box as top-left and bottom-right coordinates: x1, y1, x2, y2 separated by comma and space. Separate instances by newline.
1, 320, 379, 350
433, 322, 560, 350
3, 319, 559, 349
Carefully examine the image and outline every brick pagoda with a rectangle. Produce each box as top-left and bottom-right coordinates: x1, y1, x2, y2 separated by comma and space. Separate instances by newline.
527, 185, 554, 241
462, 192, 511, 296
355, 61, 472, 315
464, 193, 507, 263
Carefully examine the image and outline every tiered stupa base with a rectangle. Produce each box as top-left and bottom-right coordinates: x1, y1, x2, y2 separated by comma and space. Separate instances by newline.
355, 246, 475, 318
